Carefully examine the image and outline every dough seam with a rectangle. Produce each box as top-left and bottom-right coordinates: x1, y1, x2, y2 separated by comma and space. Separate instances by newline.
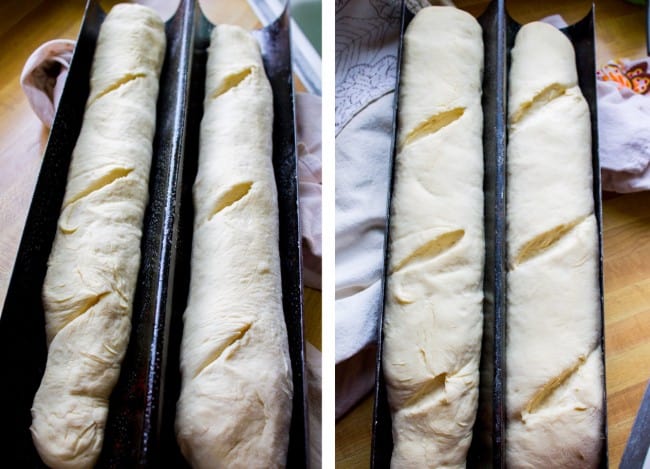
193, 322, 253, 379
212, 66, 256, 99
522, 345, 600, 417
391, 228, 465, 273
63, 167, 134, 208
206, 180, 254, 222
403, 106, 466, 147
512, 214, 590, 267
88, 72, 147, 108
510, 82, 568, 124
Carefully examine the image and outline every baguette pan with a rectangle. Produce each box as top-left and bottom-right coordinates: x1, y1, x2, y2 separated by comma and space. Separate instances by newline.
30, 4, 165, 468
382, 6, 485, 467
175, 24, 293, 469
506, 21, 603, 468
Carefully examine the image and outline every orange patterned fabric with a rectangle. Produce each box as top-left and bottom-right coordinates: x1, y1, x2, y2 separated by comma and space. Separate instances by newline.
597, 60, 650, 94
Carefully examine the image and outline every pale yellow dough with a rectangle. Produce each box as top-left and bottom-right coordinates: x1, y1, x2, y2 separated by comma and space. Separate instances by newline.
30, 4, 165, 469
382, 6, 484, 468
174, 25, 292, 469
506, 22, 603, 468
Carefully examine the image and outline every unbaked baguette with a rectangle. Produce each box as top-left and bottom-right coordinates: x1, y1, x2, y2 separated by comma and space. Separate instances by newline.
175, 25, 292, 469
30, 4, 165, 468
506, 22, 603, 468
382, 7, 484, 467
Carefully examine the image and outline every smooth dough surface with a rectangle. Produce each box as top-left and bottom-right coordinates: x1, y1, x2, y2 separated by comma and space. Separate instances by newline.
506, 21, 603, 468
382, 7, 484, 468
30, 4, 165, 469
175, 24, 292, 469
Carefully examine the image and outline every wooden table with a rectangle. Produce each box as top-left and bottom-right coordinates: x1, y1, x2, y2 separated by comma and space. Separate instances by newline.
0, 0, 321, 441
336, 0, 650, 467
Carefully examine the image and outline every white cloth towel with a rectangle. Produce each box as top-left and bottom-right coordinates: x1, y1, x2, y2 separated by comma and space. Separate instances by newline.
597, 59, 650, 192
335, 0, 401, 418
20, 39, 75, 127
335, 0, 401, 134
335, 94, 394, 417
296, 93, 323, 289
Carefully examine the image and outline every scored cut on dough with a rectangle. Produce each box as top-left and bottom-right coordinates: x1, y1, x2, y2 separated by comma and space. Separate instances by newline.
30, 4, 165, 469
506, 21, 603, 468
382, 6, 485, 467
175, 24, 293, 469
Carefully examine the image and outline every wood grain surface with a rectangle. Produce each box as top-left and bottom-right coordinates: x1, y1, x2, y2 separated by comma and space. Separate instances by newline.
336, 1, 650, 467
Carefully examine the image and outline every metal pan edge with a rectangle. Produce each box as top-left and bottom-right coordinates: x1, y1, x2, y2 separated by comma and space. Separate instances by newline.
369, 1, 409, 466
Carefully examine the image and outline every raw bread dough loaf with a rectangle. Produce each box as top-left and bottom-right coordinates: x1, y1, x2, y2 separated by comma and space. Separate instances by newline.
30, 4, 165, 469
175, 25, 292, 469
382, 7, 484, 467
506, 22, 603, 468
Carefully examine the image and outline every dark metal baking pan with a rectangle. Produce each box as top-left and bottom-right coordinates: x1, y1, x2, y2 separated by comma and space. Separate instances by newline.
158, 2, 309, 468
98, 0, 195, 466
620, 379, 650, 468
0, 0, 195, 466
371, 1, 606, 468
470, 0, 508, 465
370, 1, 410, 467
505, 7, 609, 468
371, 1, 506, 467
